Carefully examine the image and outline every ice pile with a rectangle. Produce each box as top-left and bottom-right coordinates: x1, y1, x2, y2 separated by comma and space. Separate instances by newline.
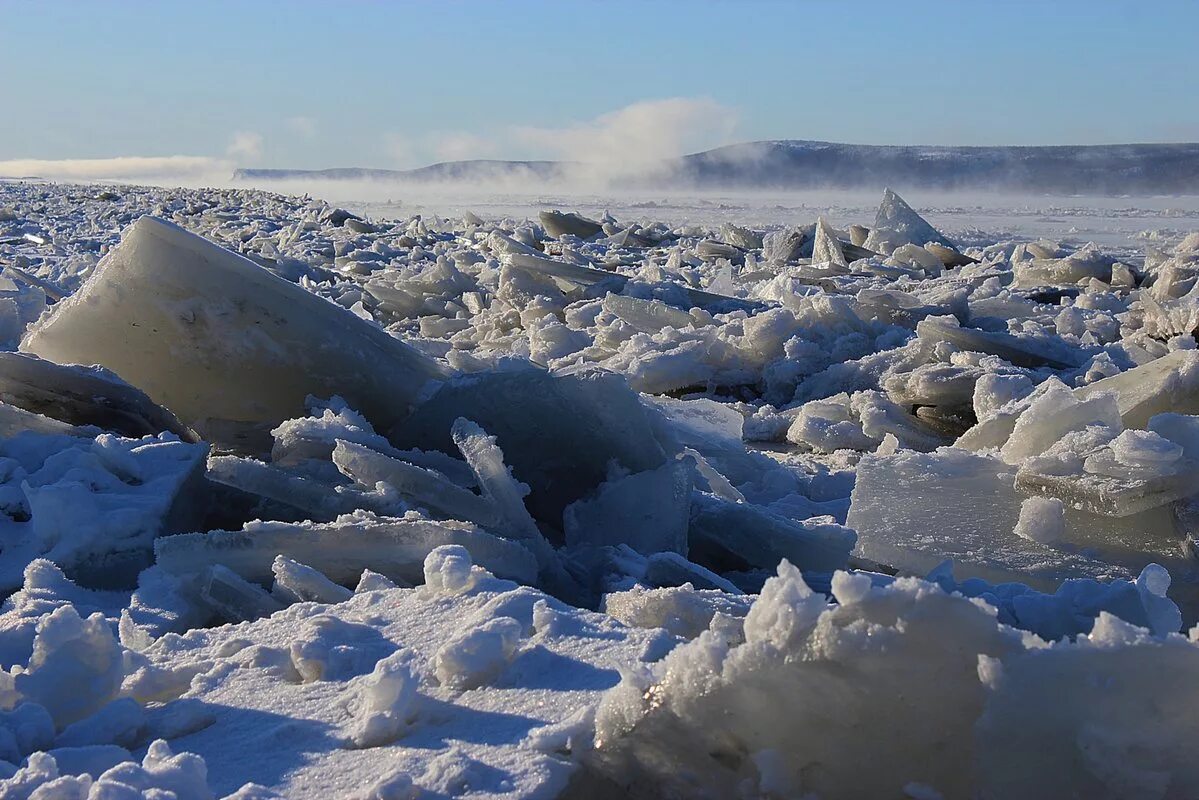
2, 178, 1199, 796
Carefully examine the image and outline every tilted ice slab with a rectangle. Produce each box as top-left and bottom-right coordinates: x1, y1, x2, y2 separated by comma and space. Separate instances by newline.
1075, 349, 1199, 429
0, 352, 195, 442
21, 216, 449, 444
501, 250, 762, 313
154, 512, 539, 588
917, 315, 1084, 370
333, 439, 497, 527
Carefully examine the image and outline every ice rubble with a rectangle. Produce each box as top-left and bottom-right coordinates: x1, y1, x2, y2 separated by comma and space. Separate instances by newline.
584, 561, 1199, 800
3, 180, 1199, 796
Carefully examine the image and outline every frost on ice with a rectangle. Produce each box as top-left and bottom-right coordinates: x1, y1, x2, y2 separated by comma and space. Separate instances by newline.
3, 181, 1199, 796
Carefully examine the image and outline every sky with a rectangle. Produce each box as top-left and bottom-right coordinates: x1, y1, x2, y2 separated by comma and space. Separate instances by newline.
2, 0, 1198, 180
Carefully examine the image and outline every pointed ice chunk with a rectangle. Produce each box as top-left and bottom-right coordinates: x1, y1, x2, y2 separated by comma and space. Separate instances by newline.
868, 188, 954, 252
155, 514, 539, 587
563, 461, 693, 555
21, 217, 449, 443
811, 217, 848, 270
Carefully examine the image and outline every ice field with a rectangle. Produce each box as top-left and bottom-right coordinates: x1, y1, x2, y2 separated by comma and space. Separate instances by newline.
2, 179, 1199, 798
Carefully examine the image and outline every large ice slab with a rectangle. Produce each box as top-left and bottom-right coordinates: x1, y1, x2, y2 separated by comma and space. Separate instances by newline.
847, 447, 1193, 591
21, 217, 449, 443
563, 460, 693, 555
1075, 350, 1199, 429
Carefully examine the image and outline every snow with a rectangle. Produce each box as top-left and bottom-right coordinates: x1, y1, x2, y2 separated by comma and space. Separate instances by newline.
2, 178, 1199, 796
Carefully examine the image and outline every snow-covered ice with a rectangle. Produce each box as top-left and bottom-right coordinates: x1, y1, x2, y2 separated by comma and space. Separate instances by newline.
2, 178, 1199, 796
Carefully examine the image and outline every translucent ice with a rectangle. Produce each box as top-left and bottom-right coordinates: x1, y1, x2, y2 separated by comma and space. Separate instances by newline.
21, 217, 449, 444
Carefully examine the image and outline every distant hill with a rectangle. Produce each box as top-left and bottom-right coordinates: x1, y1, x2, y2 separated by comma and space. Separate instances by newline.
234, 159, 563, 184
233, 140, 1199, 195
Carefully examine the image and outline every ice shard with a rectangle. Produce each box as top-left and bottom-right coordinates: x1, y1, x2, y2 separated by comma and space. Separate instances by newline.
271, 555, 354, 605
200, 564, 285, 622
21, 217, 450, 444
206, 455, 376, 521
332, 439, 497, 526
601, 294, 695, 333
451, 418, 555, 566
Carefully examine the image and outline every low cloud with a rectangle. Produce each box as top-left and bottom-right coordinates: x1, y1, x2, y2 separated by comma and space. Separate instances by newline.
432, 132, 499, 162
226, 131, 264, 162
380, 97, 740, 185
286, 116, 318, 138
0, 155, 231, 182
514, 97, 738, 175
382, 133, 417, 167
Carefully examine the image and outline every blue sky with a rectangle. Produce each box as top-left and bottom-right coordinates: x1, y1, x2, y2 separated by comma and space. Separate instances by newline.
3, 0, 1198, 177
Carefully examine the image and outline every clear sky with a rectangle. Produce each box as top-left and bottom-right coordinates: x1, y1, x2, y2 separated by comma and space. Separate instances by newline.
3, 0, 1198, 178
